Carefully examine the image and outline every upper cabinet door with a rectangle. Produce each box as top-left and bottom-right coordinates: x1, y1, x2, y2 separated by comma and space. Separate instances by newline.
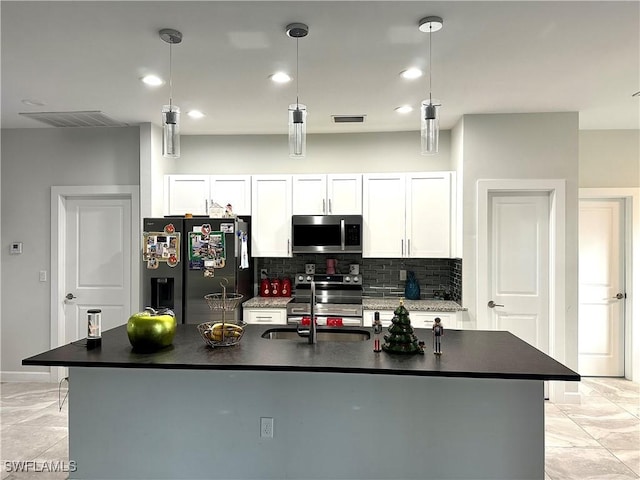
210, 175, 251, 216
362, 173, 405, 258
327, 174, 362, 215
405, 172, 452, 258
164, 175, 210, 215
292, 175, 327, 215
251, 175, 292, 257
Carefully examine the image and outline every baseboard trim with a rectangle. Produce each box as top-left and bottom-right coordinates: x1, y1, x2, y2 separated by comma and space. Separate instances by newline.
1, 370, 52, 383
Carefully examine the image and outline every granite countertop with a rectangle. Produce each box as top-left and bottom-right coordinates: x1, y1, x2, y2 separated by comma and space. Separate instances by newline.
363, 298, 466, 312
23, 324, 579, 381
242, 296, 465, 312
242, 297, 293, 308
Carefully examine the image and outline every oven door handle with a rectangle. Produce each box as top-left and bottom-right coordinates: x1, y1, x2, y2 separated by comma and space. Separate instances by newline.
318, 307, 362, 315
288, 307, 310, 314
340, 219, 345, 251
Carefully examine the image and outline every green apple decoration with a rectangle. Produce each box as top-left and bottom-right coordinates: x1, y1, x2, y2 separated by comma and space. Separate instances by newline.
127, 307, 176, 352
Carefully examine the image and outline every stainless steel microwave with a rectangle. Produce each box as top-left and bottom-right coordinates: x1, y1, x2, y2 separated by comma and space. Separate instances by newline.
291, 215, 363, 254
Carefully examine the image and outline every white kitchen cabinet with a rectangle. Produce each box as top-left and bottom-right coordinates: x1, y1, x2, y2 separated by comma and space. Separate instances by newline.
164, 174, 251, 216
410, 312, 455, 329
251, 175, 292, 257
363, 172, 454, 258
406, 172, 453, 258
165, 175, 210, 215
292, 175, 327, 215
362, 309, 396, 327
210, 175, 252, 216
363, 309, 456, 328
362, 173, 405, 257
243, 308, 287, 325
292, 174, 362, 215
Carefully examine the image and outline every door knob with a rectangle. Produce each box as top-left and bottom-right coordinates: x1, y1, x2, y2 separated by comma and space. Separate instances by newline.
487, 300, 504, 308
65, 293, 77, 300
613, 293, 625, 300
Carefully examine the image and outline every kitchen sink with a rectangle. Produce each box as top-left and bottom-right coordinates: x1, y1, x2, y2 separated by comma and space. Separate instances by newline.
261, 328, 370, 342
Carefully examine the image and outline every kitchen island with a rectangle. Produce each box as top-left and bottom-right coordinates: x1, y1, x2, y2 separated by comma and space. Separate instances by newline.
24, 324, 579, 480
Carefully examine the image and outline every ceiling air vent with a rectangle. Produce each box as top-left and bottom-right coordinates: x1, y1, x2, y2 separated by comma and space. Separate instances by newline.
332, 115, 366, 124
19, 111, 128, 128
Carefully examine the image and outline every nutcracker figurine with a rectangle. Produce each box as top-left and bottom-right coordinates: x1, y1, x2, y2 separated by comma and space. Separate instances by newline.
432, 317, 444, 355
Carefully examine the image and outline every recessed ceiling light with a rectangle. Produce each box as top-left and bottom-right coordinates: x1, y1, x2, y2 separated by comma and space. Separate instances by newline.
400, 68, 423, 80
395, 105, 413, 114
21, 99, 45, 107
270, 72, 292, 83
141, 75, 164, 86
187, 110, 205, 119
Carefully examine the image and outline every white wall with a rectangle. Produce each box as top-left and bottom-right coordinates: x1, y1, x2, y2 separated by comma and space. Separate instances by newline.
140, 123, 171, 219
579, 130, 639, 188
459, 112, 579, 397
174, 130, 452, 175
0, 127, 140, 379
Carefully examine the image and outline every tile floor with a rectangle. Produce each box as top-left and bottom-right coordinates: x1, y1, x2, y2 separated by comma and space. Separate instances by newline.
0, 377, 638, 479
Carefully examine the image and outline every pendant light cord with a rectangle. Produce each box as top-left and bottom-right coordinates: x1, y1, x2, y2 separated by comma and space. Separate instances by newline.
428, 25, 433, 105
169, 41, 174, 108
296, 37, 300, 108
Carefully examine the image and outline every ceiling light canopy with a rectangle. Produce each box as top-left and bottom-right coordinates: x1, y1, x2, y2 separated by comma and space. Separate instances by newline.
159, 28, 182, 159
419, 16, 443, 156
286, 22, 309, 158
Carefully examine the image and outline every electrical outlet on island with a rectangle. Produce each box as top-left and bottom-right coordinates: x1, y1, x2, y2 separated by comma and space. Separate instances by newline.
399, 270, 407, 281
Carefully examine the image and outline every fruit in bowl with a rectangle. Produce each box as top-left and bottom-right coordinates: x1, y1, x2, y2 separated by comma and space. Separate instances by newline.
204, 322, 243, 342
127, 307, 176, 352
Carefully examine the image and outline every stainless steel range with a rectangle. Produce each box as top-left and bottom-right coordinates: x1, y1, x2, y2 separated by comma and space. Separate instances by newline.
287, 274, 363, 326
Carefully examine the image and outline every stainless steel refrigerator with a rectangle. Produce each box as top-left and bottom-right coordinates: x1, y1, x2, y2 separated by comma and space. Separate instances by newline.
142, 217, 253, 324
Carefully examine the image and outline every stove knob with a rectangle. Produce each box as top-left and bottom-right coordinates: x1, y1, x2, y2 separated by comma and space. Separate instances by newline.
345, 276, 351, 282
352, 276, 359, 283
298, 275, 304, 282
306, 275, 312, 282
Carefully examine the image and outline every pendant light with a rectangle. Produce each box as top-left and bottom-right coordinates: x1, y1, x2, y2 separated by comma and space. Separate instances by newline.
286, 23, 309, 158
159, 28, 183, 159
419, 16, 443, 155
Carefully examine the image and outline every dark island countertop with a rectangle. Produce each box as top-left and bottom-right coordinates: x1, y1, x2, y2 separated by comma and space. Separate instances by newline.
24, 324, 580, 381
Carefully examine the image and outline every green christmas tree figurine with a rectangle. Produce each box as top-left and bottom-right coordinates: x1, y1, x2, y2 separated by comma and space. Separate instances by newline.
382, 299, 424, 355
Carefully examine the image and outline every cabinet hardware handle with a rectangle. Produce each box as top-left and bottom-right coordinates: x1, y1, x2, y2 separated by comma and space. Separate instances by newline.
328, 199, 332, 214
401, 239, 404, 256
287, 239, 290, 255
323, 199, 326, 214
408, 239, 411, 256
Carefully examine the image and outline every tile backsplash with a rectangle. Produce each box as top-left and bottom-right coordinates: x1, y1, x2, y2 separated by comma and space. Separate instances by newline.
257, 255, 462, 302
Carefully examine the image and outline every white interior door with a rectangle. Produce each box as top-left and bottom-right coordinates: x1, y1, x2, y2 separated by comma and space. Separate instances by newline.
487, 192, 550, 354
578, 199, 625, 376
64, 196, 132, 344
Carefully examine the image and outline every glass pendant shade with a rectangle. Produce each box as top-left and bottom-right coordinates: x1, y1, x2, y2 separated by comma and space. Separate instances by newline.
420, 100, 439, 155
162, 105, 180, 158
288, 103, 307, 158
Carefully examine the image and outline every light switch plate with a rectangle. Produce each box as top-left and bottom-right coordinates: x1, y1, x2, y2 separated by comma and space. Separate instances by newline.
10, 242, 22, 254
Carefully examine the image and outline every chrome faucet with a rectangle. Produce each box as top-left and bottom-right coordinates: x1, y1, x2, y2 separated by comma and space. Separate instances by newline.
297, 280, 317, 344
